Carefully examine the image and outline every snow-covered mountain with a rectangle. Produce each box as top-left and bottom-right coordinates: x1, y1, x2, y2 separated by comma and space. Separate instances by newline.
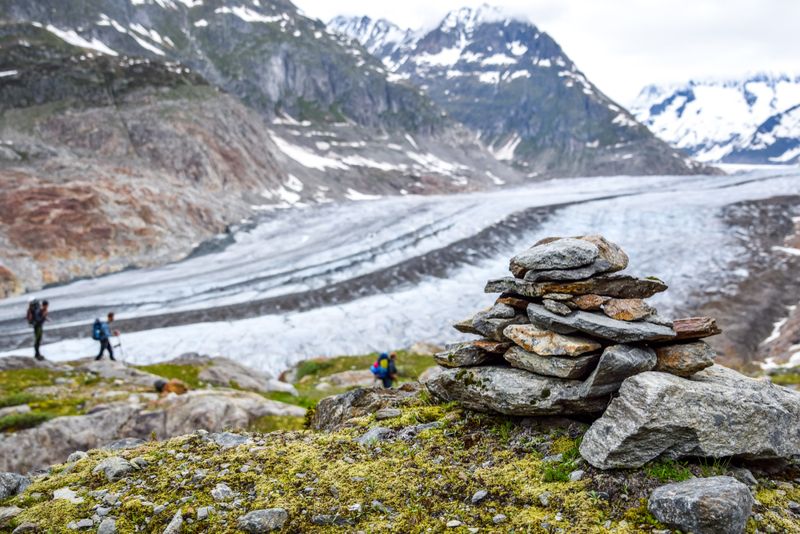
329, 5, 707, 177
631, 74, 800, 164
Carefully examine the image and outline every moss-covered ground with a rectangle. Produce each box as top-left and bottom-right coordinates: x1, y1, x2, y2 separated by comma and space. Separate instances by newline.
3, 390, 799, 533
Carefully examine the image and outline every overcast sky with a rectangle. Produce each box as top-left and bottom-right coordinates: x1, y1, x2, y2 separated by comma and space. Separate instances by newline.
293, 0, 800, 104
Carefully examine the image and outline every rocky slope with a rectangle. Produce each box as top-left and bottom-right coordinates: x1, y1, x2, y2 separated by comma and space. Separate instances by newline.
0, 20, 520, 295
631, 74, 800, 164
329, 6, 708, 177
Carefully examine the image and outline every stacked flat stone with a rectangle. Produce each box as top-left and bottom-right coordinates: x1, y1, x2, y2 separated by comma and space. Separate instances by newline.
427, 235, 722, 416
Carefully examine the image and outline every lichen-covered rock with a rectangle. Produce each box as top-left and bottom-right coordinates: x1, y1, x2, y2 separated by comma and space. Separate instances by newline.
472, 304, 527, 341
543, 299, 572, 316
237, 508, 289, 533
163, 353, 296, 394
0, 472, 30, 500
580, 366, 800, 469
570, 294, 611, 311
648, 476, 753, 534
527, 303, 675, 343
425, 366, 608, 416
434, 342, 498, 368
577, 344, 657, 397
503, 346, 599, 379
503, 324, 601, 357
310, 384, 420, 431
601, 298, 655, 321
654, 341, 716, 377
672, 316, 722, 340
92, 456, 132, 481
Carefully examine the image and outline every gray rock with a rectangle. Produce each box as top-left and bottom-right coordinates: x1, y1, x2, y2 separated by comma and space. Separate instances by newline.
163, 510, 183, 534
654, 341, 716, 377
12, 522, 39, 534
485, 274, 668, 300
521, 235, 628, 281
97, 518, 117, 534
577, 344, 657, 397
472, 305, 528, 342
527, 303, 676, 343
0, 506, 22, 527
396, 422, 441, 440
68, 518, 94, 530
311, 514, 352, 526
371, 500, 393, 514
504, 346, 599, 379
309, 384, 421, 432
197, 506, 213, 521
374, 408, 401, 420
471, 489, 488, 504
543, 299, 573, 316
580, 366, 800, 469
237, 509, 289, 532
727, 467, 757, 488
434, 342, 495, 368
66, 451, 88, 463
648, 476, 753, 534
510, 238, 599, 276
356, 427, 393, 446
425, 366, 608, 416
0, 404, 31, 418
102, 438, 146, 451
92, 457, 132, 482
211, 483, 235, 502
207, 432, 252, 449
569, 470, 585, 481
492, 514, 507, 524
0, 472, 30, 500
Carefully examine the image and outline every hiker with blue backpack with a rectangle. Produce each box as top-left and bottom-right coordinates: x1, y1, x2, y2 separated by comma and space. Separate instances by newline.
93, 312, 119, 361
370, 352, 398, 388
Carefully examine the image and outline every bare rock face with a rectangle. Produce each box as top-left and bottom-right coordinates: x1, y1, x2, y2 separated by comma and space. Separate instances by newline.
648, 476, 753, 534
503, 346, 599, 379
527, 303, 676, 343
162, 354, 296, 394
425, 366, 608, 416
654, 341, 716, 377
579, 365, 800, 469
503, 324, 601, 357
0, 390, 304, 473
577, 344, 657, 397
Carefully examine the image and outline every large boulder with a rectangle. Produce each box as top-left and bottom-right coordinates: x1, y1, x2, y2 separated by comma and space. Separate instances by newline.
648, 476, 753, 534
579, 365, 800, 469
527, 303, 675, 343
425, 366, 608, 416
73, 359, 166, 388
0, 390, 304, 473
310, 384, 421, 432
162, 353, 296, 394
0, 356, 68, 372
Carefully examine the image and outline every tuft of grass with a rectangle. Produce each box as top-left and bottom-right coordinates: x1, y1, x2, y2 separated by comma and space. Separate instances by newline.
249, 415, 306, 433
0, 391, 39, 409
542, 436, 582, 483
644, 459, 693, 482
0, 411, 53, 432
770, 373, 800, 386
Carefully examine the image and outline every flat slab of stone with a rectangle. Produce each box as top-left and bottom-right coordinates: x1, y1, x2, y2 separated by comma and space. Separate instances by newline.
655, 341, 716, 377
503, 324, 601, 357
527, 303, 675, 343
570, 294, 611, 311
486, 274, 668, 300
578, 344, 657, 397
434, 342, 497, 368
580, 365, 800, 469
672, 317, 722, 340
601, 298, 655, 322
425, 366, 608, 416
504, 346, 599, 379
472, 305, 528, 341
648, 476, 753, 534
453, 317, 481, 335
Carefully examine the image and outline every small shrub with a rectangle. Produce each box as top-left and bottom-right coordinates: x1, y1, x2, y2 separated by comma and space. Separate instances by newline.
644, 459, 693, 482
0, 411, 53, 432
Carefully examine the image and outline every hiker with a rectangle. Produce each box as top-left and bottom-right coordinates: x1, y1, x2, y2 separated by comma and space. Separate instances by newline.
93, 312, 119, 361
370, 351, 399, 388
154, 378, 189, 396
27, 299, 48, 360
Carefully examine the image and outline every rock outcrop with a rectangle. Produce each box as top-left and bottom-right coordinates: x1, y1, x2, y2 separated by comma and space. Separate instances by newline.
160, 354, 296, 394
579, 365, 800, 469
310, 384, 420, 432
648, 476, 754, 534
427, 235, 721, 417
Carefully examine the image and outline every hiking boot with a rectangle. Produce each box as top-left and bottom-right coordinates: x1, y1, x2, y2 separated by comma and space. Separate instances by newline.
34, 354, 45, 361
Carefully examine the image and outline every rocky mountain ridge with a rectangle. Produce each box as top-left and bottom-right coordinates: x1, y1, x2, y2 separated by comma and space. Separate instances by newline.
329, 5, 709, 177
631, 73, 800, 165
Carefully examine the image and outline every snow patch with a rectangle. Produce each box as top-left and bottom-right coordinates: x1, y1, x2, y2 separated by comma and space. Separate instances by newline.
491, 135, 521, 161
0, 70, 18, 78
270, 134, 348, 170
214, 6, 282, 23
345, 189, 382, 201
45, 25, 119, 56
194, 19, 209, 27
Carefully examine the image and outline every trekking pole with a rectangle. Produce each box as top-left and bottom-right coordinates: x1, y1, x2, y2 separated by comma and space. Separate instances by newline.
114, 333, 125, 361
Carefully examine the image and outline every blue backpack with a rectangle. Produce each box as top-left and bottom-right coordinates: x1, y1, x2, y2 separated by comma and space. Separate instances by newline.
92, 319, 103, 341
370, 353, 390, 378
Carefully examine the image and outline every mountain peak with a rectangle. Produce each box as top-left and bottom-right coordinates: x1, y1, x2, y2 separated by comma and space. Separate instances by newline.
438, 3, 529, 31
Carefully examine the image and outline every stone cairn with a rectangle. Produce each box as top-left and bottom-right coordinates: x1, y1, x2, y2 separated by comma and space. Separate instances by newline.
426, 235, 722, 416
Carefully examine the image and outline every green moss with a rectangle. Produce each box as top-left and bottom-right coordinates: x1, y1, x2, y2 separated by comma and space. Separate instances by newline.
770, 373, 800, 386
0, 391, 39, 409
135, 363, 203, 388
0, 411, 53, 432
249, 415, 306, 432
644, 459, 693, 482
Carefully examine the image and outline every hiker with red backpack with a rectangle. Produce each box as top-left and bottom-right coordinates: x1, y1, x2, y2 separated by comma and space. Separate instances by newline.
370, 351, 398, 388
93, 312, 120, 361
26, 299, 48, 361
